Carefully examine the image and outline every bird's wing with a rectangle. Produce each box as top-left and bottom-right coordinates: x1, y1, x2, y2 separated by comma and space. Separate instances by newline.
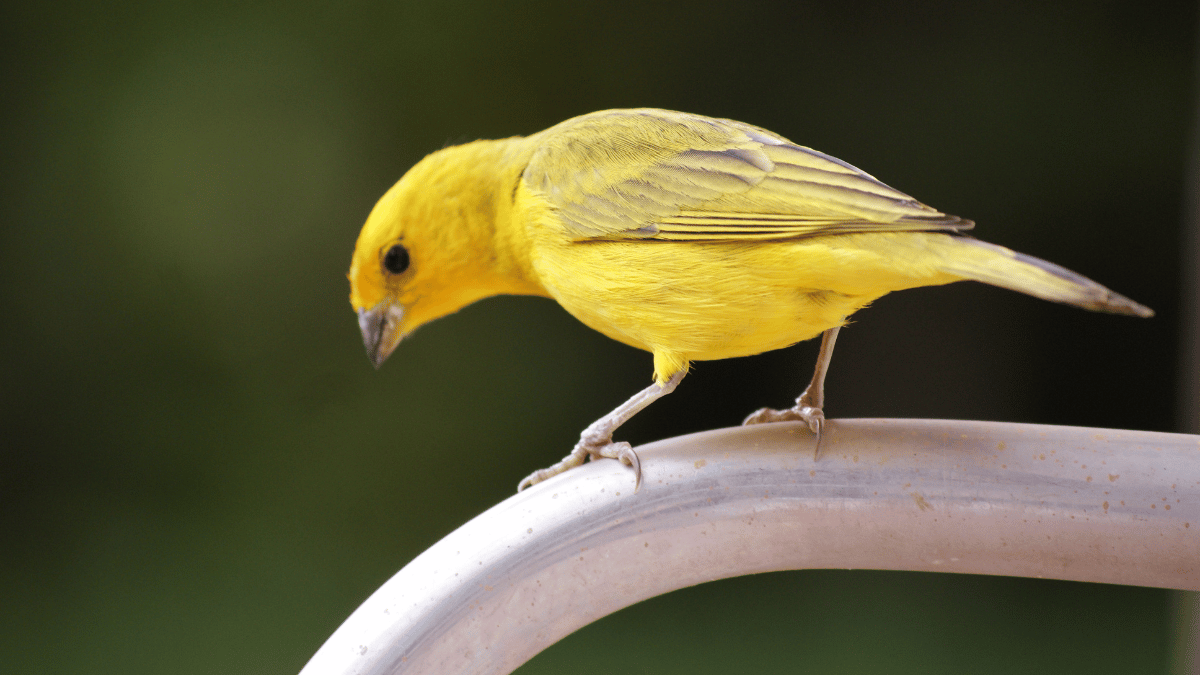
522, 109, 972, 241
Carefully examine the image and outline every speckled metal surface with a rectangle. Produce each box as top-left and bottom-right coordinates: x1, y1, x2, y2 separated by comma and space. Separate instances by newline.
299, 419, 1200, 675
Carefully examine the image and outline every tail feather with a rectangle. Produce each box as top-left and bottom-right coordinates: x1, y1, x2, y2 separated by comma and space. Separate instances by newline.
940, 236, 1153, 318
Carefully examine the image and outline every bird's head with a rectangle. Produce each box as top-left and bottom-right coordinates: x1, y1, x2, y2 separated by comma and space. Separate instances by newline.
348, 140, 539, 368
347, 200, 412, 369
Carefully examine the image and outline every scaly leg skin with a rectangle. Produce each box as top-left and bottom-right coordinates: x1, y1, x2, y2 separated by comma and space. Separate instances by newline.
517, 371, 686, 492
743, 327, 840, 459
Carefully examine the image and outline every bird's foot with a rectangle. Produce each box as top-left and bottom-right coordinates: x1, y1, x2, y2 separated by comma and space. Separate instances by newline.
517, 428, 641, 492
742, 403, 823, 432
742, 401, 825, 459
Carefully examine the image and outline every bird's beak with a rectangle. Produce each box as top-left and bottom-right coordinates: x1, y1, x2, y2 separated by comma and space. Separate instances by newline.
358, 302, 406, 369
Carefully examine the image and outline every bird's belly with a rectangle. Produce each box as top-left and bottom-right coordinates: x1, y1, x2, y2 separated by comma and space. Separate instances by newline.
562, 283, 873, 360
530, 237, 916, 362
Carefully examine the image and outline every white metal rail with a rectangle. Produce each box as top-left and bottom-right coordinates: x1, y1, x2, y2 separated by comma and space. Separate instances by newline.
299, 419, 1200, 675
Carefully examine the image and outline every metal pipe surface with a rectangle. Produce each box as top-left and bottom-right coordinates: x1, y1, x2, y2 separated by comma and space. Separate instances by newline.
299, 419, 1200, 675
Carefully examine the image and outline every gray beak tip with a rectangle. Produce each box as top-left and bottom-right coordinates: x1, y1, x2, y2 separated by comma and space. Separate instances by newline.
358, 304, 404, 369
368, 351, 386, 370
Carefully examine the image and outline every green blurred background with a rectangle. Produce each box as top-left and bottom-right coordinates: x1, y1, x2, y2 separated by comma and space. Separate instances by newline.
2, 0, 1195, 673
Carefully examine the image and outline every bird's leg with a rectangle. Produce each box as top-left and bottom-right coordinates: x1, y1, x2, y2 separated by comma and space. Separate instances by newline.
518, 371, 685, 492
743, 327, 840, 458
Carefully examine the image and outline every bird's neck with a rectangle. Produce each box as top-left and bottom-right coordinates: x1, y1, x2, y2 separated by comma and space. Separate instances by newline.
420, 138, 545, 299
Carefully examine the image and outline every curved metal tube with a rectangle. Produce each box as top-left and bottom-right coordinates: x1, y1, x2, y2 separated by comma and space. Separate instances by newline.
299, 419, 1200, 675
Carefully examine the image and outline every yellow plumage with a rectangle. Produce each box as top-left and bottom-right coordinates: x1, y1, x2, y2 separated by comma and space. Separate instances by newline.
348, 108, 1151, 490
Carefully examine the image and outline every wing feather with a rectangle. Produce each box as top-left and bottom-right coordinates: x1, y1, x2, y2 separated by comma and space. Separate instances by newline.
522, 109, 972, 242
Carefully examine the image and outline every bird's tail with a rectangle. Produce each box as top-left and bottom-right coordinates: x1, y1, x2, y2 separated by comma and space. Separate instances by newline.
937, 236, 1153, 317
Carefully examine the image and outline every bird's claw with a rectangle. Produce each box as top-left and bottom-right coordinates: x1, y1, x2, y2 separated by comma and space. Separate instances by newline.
742, 403, 825, 460
742, 404, 823, 431
607, 442, 641, 491
742, 406, 789, 425
516, 438, 642, 492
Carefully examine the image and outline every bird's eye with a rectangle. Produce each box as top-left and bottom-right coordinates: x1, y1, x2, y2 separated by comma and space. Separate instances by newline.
383, 244, 410, 275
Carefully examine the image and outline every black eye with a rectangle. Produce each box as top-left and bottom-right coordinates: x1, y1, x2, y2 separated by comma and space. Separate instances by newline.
383, 244, 410, 275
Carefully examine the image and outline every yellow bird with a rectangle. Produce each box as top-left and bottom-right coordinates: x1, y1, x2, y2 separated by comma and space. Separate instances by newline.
348, 108, 1152, 491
